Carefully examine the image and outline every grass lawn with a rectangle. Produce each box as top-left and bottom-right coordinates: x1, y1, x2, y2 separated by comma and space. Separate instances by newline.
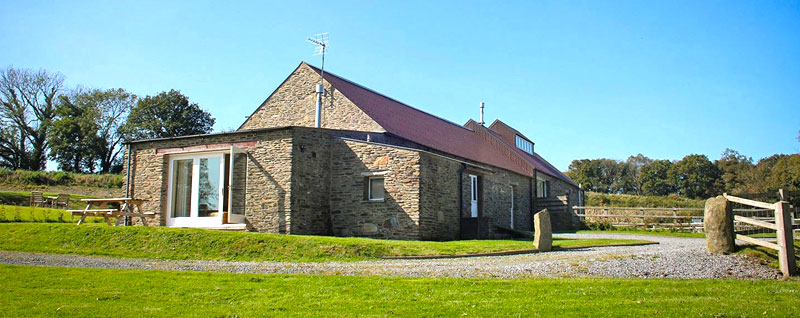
1, 264, 798, 317
0, 204, 104, 223
0, 223, 652, 262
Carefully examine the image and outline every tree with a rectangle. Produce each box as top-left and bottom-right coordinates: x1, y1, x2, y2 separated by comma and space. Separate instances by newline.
625, 154, 652, 195
121, 90, 214, 140
766, 154, 800, 192
48, 88, 135, 173
0, 67, 64, 170
49, 90, 102, 172
567, 159, 602, 192
640, 159, 675, 196
673, 154, 722, 199
93, 88, 136, 173
714, 148, 754, 194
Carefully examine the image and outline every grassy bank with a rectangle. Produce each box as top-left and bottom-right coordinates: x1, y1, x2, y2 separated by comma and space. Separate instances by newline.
0, 167, 122, 188
0, 223, 652, 262
1, 264, 798, 317
0, 191, 97, 210
0, 204, 103, 223
586, 192, 705, 208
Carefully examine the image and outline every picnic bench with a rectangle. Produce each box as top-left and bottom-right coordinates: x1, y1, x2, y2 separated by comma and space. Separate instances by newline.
68, 198, 156, 226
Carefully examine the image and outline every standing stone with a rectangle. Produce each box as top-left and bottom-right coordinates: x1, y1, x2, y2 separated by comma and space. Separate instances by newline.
534, 209, 552, 252
704, 196, 734, 254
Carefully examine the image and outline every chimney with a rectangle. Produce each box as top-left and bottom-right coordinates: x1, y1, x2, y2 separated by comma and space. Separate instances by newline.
479, 102, 485, 125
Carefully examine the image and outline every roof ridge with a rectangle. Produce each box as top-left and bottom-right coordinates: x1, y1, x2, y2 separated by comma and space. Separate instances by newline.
304, 62, 474, 132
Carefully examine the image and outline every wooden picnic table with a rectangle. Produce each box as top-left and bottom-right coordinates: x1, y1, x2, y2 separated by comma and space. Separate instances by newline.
44, 196, 57, 207
68, 198, 155, 226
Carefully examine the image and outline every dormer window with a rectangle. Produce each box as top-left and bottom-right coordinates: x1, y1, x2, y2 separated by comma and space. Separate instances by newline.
515, 135, 533, 154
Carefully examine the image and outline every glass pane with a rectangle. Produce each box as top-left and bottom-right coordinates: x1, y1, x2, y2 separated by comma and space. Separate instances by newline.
369, 178, 384, 200
198, 157, 221, 217
171, 159, 193, 218
230, 152, 247, 217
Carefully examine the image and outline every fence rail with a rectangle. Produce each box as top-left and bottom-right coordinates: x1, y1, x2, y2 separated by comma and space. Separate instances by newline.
574, 206, 798, 233
722, 193, 796, 277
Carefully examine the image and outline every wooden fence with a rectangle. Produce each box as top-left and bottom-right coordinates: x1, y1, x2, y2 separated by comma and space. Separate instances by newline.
574, 206, 705, 231
574, 206, 798, 233
723, 193, 797, 277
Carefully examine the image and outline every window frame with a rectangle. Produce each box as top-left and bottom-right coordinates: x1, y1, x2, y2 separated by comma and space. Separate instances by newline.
367, 176, 385, 201
536, 177, 548, 198
515, 135, 533, 154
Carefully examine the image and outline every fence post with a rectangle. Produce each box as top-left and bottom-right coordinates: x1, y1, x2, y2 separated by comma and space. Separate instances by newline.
704, 195, 734, 254
672, 208, 677, 229
775, 201, 797, 277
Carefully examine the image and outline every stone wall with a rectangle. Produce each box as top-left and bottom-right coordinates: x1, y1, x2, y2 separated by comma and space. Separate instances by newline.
125, 129, 294, 233
329, 139, 421, 240
534, 172, 581, 231
481, 169, 533, 233
418, 153, 461, 241
239, 63, 384, 132
289, 128, 332, 235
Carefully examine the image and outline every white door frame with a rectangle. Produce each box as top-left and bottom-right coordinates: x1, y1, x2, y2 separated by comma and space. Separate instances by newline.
166, 152, 226, 227
469, 174, 478, 218
227, 146, 247, 224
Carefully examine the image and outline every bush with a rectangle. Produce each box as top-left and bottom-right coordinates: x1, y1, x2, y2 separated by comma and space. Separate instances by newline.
0, 168, 122, 189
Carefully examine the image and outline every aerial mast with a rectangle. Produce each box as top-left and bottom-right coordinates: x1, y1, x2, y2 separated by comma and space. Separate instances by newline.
307, 33, 329, 128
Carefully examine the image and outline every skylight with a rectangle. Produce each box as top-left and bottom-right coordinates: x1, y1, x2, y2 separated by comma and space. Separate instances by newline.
515, 135, 533, 154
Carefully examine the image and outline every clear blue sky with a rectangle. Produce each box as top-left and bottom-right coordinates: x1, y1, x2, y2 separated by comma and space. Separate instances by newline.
2, 0, 798, 171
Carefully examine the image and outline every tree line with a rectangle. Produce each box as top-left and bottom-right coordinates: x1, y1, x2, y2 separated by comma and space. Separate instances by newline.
0, 67, 216, 173
566, 150, 800, 199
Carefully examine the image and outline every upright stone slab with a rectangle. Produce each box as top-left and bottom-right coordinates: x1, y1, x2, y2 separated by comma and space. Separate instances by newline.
534, 209, 552, 252
704, 196, 734, 254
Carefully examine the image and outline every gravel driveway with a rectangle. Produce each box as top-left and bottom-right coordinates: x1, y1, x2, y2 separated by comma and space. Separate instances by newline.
0, 233, 781, 279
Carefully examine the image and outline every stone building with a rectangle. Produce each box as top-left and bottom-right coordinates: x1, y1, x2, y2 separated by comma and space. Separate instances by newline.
123, 62, 581, 240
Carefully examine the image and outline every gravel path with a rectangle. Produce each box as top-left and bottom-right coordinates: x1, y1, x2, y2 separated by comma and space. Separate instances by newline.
0, 233, 781, 279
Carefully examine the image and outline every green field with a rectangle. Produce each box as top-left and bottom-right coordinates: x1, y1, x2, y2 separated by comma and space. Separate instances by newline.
0, 264, 797, 317
0, 223, 652, 262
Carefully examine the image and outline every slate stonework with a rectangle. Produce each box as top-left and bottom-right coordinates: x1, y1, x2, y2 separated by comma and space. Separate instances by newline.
328, 139, 422, 240
239, 63, 384, 132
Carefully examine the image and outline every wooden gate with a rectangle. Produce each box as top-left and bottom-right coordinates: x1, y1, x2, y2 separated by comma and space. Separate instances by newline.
724, 192, 796, 276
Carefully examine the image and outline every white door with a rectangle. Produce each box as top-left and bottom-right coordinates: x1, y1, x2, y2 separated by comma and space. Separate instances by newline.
167, 153, 225, 227
470, 174, 478, 217
510, 186, 514, 228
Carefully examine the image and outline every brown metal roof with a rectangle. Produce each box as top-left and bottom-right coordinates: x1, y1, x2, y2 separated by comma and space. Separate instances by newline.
307, 63, 576, 185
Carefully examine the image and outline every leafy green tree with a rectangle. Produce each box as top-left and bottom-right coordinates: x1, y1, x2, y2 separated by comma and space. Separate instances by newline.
640, 159, 675, 196
673, 154, 722, 199
0, 67, 64, 170
625, 154, 652, 195
49, 88, 135, 173
49, 90, 102, 172
121, 90, 214, 140
766, 154, 800, 192
93, 88, 136, 173
714, 148, 754, 194
567, 159, 602, 192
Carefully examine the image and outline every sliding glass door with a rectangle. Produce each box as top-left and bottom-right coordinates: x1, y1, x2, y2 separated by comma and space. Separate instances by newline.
167, 153, 225, 227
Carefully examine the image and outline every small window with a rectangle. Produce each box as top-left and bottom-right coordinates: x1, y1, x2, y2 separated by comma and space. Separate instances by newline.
515, 135, 533, 154
536, 178, 548, 198
367, 177, 385, 201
